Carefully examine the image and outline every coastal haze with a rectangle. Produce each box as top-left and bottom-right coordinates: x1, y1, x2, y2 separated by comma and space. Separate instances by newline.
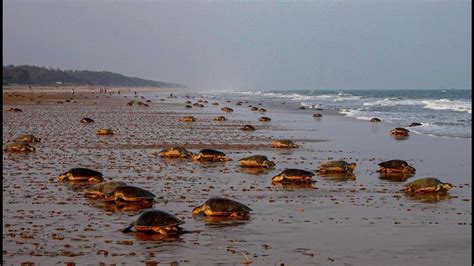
2, 1, 472, 266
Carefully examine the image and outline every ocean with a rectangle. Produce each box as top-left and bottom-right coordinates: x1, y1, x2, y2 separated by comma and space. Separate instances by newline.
212, 89, 471, 139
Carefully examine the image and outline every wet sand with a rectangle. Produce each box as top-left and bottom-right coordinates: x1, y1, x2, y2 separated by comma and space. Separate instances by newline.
3, 86, 471, 265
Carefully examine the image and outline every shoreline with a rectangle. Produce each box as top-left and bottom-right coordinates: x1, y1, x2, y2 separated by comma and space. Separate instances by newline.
2, 86, 471, 265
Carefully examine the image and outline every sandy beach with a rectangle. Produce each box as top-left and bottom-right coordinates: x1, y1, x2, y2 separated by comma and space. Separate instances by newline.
2, 86, 471, 265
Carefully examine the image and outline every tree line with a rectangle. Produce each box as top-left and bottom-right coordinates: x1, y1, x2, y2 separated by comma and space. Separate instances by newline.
3, 65, 185, 88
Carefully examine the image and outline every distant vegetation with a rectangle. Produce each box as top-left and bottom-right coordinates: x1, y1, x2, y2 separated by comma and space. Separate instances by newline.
3, 65, 186, 88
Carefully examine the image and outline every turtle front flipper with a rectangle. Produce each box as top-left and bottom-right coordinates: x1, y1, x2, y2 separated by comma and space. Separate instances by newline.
121, 222, 135, 233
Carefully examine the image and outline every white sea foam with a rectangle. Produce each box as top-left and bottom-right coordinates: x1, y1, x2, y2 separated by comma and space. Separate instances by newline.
422, 99, 472, 114
363, 98, 421, 107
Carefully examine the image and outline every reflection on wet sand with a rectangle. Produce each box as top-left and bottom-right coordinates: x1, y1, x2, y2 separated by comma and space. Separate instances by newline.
319, 172, 356, 181
391, 135, 409, 141
272, 181, 316, 190
132, 231, 185, 242
88, 200, 153, 213
61, 180, 95, 191
404, 191, 454, 203
194, 215, 251, 227
379, 172, 414, 182
239, 167, 272, 175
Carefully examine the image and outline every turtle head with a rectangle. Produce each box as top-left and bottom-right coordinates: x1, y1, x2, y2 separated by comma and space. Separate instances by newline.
292, 143, 299, 148
440, 182, 453, 191
404, 165, 416, 174
348, 163, 357, 171
58, 172, 70, 181
192, 205, 205, 216
263, 160, 276, 169
272, 174, 284, 183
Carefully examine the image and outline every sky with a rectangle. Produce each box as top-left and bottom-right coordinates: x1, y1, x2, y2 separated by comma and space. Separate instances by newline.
3, 0, 471, 90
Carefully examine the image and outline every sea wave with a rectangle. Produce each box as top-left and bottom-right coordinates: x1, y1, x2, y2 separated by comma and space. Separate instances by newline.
422, 99, 472, 114
363, 98, 421, 107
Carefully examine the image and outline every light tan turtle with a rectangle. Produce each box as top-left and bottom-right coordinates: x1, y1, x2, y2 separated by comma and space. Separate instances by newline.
58, 168, 104, 183
272, 169, 315, 184
180, 116, 196, 122
239, 155, 275, 168
121, 209, 185, 235
192, 149, 230, 162
85, 181, 127, 198
158, 146, 193, 158
259, 117, 271, 122
13, 134, 41, 143
403, 178, 453, 193
390, 128, 409, 137
192, 197, 251, 218
318, 160, 356, 174
214, 116, 227, 121
96, 128, 115, 135
272, 139, 298, 148
4, 142, 36, 152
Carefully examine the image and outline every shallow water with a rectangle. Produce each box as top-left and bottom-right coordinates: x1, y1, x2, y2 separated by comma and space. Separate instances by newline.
3, 90, 471, 265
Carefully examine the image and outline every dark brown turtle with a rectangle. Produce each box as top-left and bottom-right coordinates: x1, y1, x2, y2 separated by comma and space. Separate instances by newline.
298, 106, 306, 110
96, 128, 115, 135
258, 108, 267, 113
180, 116, 196, 122
214, 116, 227, 121
85, 181, 127, 198
241, 125, 256, 131
221, 107, 234, 113
127, 101, 135, 106
272, 169, 315, 184
104, 185, 155, 205
239, 155, 275, 168
250, 106, 259, 111
122, 209, 185, 234
158, 146, 193, 158
80, 117, 95, 123
370, 118, 381, 122
313, 113, 322, 117
185, 105, 193, 108
403, 178, 453, 193
58, 168, 104, 183
192, 197, 251, 218
136, 101, 149, 107
258, 117, 271, 122
272, 139, 298, 148
318, 160, 356, 174
13, 134, 41, 143
390, 128, 409, 137
378, 160, 416, 175
408, 122, 422, 127
4, 142, 36, 152
185, 100, 192, 104
192, 149, 230, 162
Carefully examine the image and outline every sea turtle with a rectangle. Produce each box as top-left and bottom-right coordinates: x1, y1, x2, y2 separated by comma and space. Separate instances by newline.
313, 113, 322, 117
4, 142, 36, 152
121, 209, 185, 235
299, 106, 306, 110
185, 100, 192, 104
403, 178, 453, 193
390, 128, 409, 137
258, 108, 267, 113
96, 128, 115, 135
80, 117, 95, 123
370, 118, 381, 122
158, 146, 193, 158
85, 181, 127, 198
214, 116, 227, 121
58, 168, 104, 183
192, 149, 230, 162
378, 160, 416, 174
103, 185, 156, 205
221, 107, 234, 113
185, 105, 193, 108
259, 117, 271, 122
408, 122, 422, 127
13, 134, 41, 143
212, 102, 219, 105
137, 102, 149, 107
5, 108, 22, 112
193, 103, 205, 107
318, 160, 357, 174
192, 197, 252, 218
180, 116, 196, 122
272, 169, 315, 184
250, 107, 259, 111
127, 101, 135, 106
236, 101, 243, 106
241, 125, 256, 131
239, 155, 276, 168
272, 139, 298, 148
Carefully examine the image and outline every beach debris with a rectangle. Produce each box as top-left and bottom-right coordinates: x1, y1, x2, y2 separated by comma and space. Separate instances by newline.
272, 139, 298, 148
58, 168, 104, 183
80, 117, 95, 123
180, 116, 196, 122
239, 155, 275, 168
317, 160, 356, 174
192, 149, 230, 162
158, 146, 193, 158
96, 128, 115, 135
192, 197, 251, 218
122, 209, 185, 235
403, 178, 453, 193
4, 142, 36, 153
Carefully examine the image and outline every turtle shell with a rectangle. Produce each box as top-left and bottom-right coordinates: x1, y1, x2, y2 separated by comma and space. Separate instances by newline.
320, 160, 351, 168
239, 155, 269, 164
80, 118, 95, 123
4, 142, 36, 152
239, 155, 274, 168
259, 117, 271, 121
378, 160, 411, 169
202, 197, 252, 214
280, 169, 315, 177
404, 178, 442, 190
13, 134, 41, 143
113, 185, 156, 200
199, 149, 226, 156
86, 181, 126, 197
241, 125, 256, 131
66, 168, 103, 178
370, 118, 381, 122
134, 209, 184, 227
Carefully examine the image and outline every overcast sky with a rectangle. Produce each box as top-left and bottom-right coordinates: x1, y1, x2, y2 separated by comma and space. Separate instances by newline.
3, 0, 471, 90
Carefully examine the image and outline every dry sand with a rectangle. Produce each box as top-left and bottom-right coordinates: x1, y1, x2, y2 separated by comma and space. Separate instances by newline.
2, 86, 471, 265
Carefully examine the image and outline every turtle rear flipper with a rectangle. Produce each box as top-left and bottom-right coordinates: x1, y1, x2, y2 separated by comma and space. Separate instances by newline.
121, 222, 135, 233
